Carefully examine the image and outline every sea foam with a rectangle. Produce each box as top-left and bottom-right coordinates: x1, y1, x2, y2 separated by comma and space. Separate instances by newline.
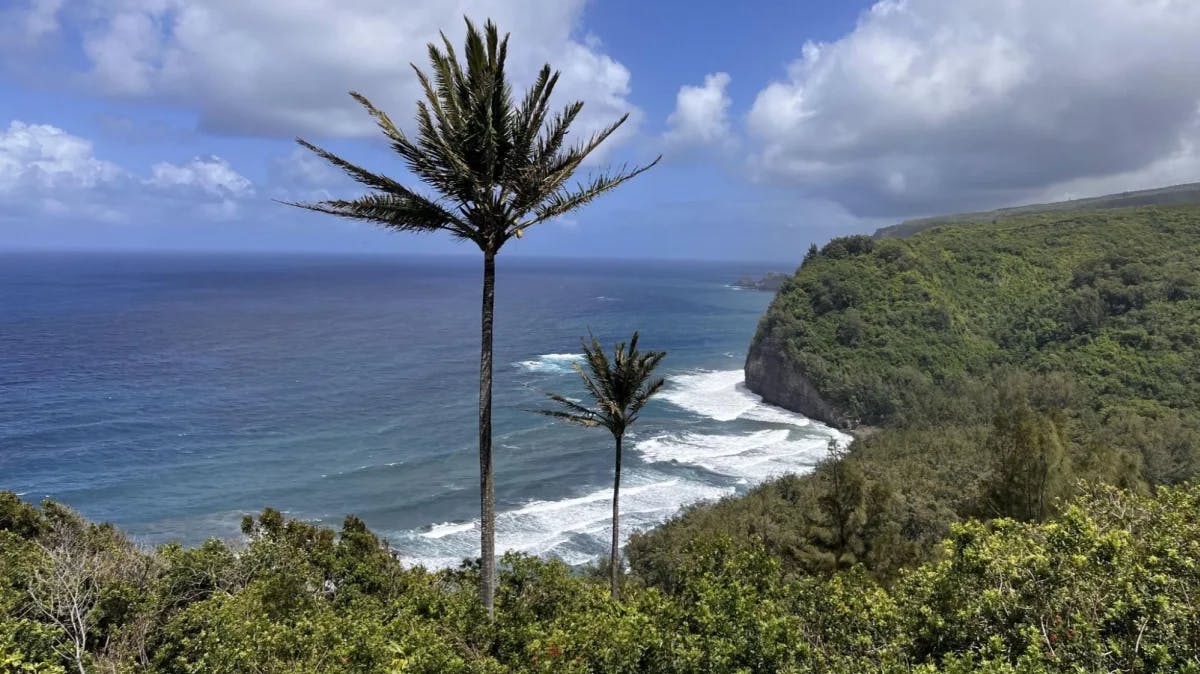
514, 353, 584, 374
648, 369, 853, 476
397, 471, 731, 568
660, 369, 814, 427
635, 430, 830, 479
399, 369, 850, 569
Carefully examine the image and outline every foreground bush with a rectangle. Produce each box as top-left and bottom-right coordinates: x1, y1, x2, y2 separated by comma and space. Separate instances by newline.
1, 484, 1198, 672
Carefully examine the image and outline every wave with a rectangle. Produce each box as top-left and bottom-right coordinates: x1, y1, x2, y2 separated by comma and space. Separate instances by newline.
395, 471, 731, 568
514, 353, 584, 374
635, 429, 830, 479
660, 369, 813, 426
649, 368, 853, 477
397, 369, 850, 569
421, 520, 476, 539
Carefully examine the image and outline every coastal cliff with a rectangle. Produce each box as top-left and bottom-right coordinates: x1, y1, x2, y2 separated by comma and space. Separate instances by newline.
743, 205, 1200, 437
744, 335, 848, 429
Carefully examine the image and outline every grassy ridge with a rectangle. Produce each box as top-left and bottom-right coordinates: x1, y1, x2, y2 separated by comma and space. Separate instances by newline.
876, 182, 1200, 238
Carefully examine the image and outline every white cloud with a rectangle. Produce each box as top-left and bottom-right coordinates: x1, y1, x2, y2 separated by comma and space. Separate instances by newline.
0, 120, 254, 221
747, 0, 1200, 216
0, 120, 124, 192
148, 156, 253, 197
147, 155, 255, 219
13, 0, 642, 149
23, 0, 63, 38
663, 72, 735, 150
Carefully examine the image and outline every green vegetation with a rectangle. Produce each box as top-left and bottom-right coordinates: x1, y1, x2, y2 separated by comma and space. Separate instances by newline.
632, 204, 1200, 589
7, 206, 1199, 672
4, 485, 1199, 673
877, 182, 1200, 238
538, 332, 666, 599
281, 18, 656, 613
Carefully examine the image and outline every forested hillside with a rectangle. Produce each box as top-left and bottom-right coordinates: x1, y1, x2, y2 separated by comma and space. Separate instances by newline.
632, 204, 1199, 583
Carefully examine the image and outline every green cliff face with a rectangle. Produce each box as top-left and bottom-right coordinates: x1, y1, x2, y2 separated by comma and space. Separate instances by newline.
747, 205, 1200, 438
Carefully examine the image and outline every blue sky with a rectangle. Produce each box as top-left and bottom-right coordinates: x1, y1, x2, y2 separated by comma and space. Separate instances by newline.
2, 1, 1199, 261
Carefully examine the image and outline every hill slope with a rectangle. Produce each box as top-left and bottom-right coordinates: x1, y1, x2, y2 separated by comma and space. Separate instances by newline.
749, 204, 1200, 436
629, 204, 1200, 586
876, 182, 1200, 239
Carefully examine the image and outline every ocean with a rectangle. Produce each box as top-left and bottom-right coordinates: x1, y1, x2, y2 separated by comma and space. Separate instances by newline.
0, 252, 845, 567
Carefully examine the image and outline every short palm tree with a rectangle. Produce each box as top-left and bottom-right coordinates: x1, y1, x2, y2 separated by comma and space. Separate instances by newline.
281, 18, 657, 614
537, 332, 665, 599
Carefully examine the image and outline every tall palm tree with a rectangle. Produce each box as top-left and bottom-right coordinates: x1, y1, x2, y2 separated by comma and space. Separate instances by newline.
537, 332, 665, 599
281, 18, 657, 614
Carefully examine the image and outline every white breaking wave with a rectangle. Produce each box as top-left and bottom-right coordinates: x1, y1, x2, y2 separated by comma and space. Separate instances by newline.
399, 368, 851, 569
514, 353, 584, 374
397, 471, 731, 568
648, 368, 853, 475
660, 369, 814, 427
635, 430, 830, 479
421, 520, 476, 539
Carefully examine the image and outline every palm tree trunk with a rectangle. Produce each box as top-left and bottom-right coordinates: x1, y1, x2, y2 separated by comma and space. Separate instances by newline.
479, 251, 496, 615
610, 433, 622, 600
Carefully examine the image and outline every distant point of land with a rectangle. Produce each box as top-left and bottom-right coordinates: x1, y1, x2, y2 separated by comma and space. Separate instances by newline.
733, 271, 789, 291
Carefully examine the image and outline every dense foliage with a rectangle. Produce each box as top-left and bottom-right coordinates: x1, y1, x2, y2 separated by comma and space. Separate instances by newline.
631, 205, 1199, 584
3, 485, 1199, 673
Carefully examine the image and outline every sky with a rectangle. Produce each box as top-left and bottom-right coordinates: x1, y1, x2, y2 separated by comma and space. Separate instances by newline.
1, 0, 1199, 262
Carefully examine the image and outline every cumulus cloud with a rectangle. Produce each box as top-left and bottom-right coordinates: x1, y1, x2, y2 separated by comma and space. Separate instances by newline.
146, 155, 255, 219
663, 72, 735, 150
747, 0, 1200, 216
0, 120, 124, 192
10, 0, 642, 149
0, 120, 254, 221
148, 156, 253, 197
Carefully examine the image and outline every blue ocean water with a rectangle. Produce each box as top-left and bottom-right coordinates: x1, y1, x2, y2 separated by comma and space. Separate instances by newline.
0, 252, 844, 566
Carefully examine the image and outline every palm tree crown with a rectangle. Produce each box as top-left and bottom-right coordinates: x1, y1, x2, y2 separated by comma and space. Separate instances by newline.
542, 332, 666, 439
282, 18, 658, 254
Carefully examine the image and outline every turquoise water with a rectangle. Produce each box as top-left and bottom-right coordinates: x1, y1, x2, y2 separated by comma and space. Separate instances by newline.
0, 252, 844, 566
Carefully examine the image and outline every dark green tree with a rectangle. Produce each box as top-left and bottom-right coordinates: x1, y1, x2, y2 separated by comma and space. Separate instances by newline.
813, 438, 868, 569
537, 333, 666, 599
983, 380, 1073, 522
282, 19, 657, 613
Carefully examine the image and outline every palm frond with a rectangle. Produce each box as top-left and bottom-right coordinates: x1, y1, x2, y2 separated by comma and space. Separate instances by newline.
629, 377, 666, 420
521, 158, 660, 231
276, 193, 472, 239
280, 16, 654, 255
542, 392, 600, 420
292, 139, 405, 194
535, 409, 601, 428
